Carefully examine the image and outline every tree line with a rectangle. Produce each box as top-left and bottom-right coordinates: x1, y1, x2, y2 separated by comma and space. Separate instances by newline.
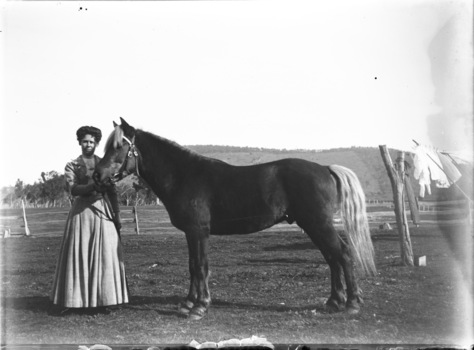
1, 171, 159, 208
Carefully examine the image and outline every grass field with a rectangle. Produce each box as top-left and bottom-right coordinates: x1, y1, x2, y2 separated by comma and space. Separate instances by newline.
1, 205, 473, 349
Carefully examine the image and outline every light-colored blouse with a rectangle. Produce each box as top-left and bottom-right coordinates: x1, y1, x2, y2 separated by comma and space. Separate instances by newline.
64, 155, 120, 212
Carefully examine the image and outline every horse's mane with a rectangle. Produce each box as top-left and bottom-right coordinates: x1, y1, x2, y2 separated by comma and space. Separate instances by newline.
104, 125, 125, 152
104, 124, 212, 164
137, 129, 206, 163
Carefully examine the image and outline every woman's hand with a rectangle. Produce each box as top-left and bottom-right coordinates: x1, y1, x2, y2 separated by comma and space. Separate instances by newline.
92, 181, 110, 194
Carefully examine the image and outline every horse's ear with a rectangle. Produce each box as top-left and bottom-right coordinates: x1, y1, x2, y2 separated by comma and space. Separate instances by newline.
113, 121, 118, 127
120, 117, 130, 128
119, 117, 135, 136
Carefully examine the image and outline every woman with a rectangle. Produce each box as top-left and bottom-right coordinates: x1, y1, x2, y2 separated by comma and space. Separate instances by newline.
50, 126, 129, 315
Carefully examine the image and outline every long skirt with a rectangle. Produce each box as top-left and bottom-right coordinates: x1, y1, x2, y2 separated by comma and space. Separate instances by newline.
50, 195, 129, 308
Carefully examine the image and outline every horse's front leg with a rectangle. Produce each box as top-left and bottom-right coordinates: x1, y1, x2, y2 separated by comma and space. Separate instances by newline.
178, 233, 199, 315
181, 230, 211, 321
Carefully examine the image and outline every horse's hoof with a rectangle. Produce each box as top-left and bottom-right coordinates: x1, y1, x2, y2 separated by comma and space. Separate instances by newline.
325, 299, 345, 313
346, 301, 361, 315
346, 306, 360, 315
178, 300, 194, 315
188, 305, 207, 321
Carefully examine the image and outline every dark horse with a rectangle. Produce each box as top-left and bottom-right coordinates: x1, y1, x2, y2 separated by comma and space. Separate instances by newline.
94, 118, 376, 320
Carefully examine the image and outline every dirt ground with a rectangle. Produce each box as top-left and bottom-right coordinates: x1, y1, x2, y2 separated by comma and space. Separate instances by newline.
1, 207, 473, 348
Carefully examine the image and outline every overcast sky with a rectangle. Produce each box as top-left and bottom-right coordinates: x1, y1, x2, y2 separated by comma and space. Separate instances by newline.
1, 0, 472, 187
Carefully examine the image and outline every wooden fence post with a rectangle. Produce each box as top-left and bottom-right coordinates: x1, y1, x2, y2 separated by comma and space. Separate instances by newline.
379, 146, 414, 266
22, 200, 31, 236
133, 205, 140, 235
404, 174, 420, 226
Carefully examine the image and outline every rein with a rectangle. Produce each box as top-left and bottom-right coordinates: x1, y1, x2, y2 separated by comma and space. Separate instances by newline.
112, 135, 140, 181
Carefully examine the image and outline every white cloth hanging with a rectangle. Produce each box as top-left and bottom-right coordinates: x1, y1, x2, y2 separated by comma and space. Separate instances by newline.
413, 145, 432, 197
426, 147, 450, 188
413, 145, 454, 198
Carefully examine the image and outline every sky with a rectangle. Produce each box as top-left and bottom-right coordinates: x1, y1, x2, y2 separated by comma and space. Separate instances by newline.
1, 0, 473, 187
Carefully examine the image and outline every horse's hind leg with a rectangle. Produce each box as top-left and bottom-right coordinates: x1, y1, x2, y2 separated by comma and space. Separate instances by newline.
339, 239, 364, 314
303, 223, 347, 312
320, 249, 347, 312
310, 226, 363, 314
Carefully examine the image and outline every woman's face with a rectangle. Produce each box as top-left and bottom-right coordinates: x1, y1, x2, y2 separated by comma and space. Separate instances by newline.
80, 134, 97, 156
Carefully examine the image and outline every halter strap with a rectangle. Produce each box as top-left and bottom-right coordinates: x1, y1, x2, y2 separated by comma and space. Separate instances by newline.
113, 135, 140, 179
122, 135, 133, 146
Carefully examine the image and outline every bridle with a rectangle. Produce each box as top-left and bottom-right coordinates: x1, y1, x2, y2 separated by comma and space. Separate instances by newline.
111, 135, 140, 182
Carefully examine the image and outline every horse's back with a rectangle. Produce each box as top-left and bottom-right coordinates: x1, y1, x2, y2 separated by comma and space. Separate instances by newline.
211, 157, 330, 199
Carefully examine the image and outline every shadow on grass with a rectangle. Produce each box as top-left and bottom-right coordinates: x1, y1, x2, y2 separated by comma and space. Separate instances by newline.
2, 293, 347, 320
2, 295, 185, 318
212, 298, 327, 314
128, 295, 329, 315
262, 242, 316, 252
2, 296, 51, 313
245, 257, 320, 265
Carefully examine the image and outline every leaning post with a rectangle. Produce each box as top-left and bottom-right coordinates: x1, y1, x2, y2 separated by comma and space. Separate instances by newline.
379, 146, 414, 266
133, 191, 140, 235
404, 171, 420, 226
133, 206, 140, 235
21, 199, 31, 236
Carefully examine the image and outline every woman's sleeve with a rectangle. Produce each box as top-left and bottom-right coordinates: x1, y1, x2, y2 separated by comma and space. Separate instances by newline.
64, 162, 96, 196
106, 184, 121, 213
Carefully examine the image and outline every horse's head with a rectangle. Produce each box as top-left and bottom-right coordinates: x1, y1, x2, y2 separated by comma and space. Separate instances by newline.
94, 117, 140, 186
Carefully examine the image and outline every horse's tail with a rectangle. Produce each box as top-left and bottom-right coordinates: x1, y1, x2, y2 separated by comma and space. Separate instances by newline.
329, 164, 376, 276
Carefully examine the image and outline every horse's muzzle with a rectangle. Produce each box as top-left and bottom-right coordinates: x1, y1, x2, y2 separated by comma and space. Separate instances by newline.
110, 172, 123, 183
93, 170, 115, 186
92, 171, 102, 185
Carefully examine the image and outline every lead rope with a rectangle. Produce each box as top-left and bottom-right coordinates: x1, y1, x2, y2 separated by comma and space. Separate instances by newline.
96, 156, 121, 239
